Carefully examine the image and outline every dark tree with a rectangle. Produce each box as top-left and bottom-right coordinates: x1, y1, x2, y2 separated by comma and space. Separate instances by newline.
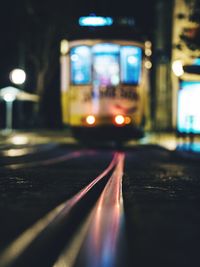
13, 0, 105, 127
17, 1, 65, 127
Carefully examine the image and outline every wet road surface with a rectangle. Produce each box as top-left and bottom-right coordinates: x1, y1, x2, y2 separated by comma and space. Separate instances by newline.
0, 136, 200, 267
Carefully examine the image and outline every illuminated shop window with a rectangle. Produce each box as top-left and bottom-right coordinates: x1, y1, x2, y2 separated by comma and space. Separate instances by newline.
177, 81, 200, 134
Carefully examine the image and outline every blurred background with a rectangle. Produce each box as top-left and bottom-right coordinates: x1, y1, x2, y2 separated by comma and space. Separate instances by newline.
0, 0, 199, 134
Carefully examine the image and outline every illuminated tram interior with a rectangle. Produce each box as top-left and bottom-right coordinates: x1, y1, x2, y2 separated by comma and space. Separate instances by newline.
70, 43, 142, 86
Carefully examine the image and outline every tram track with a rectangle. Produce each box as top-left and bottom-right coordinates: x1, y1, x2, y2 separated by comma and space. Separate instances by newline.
55, 152, 126, 267
1, 141, 200, 267
0, 151, 126, 267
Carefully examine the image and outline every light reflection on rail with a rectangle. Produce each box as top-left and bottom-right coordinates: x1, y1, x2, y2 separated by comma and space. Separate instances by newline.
1, 143, 58, 157
75, 153, 125, 267
3, 150, 93, 169
0, 152, 119, 267
55, 152, 125, 267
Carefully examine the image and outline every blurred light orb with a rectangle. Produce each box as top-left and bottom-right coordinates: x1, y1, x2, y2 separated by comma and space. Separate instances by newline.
125, 116, 131, 124
111, 75, 120, 85
60, 39, 69, 55
115, 115, 125, 125
0, 87, 19, 102
3, 93, 16, 102
172, 60, 184, 77
145, 41, 152, 48
79, 16, 113, 27
71, 54, 79, 61
9, 69, 26, 85
145, 60, 152, 69
128, 56, 137, 64
145, 48, 152, 56
10, 135, 29, 145
86, 115, 96, 125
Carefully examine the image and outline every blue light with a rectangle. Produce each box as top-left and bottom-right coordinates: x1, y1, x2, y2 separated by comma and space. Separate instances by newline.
193, 58, 200, 66
92, 43, 120, 54
177, 81, 200, 134
120, 46, 142, 85
79, 16, 113, 27
93, 43, 120, 86
70, 46, 91, 84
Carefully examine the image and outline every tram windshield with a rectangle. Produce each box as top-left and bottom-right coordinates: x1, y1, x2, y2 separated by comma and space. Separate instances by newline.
70, 46, 91, 84
120, 46, 142, 84
93, 43, 120, 86
70, 43, 142, 86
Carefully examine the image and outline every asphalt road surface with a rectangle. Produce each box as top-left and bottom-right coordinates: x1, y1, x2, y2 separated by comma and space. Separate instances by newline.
0, 133, 200, 267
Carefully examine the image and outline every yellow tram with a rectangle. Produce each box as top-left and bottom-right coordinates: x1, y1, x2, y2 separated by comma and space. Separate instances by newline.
60, 17, 150, 141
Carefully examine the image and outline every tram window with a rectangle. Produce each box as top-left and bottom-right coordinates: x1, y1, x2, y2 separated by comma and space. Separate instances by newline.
93, 43, 120, 86
120, 46, 142, 85
70, 46, 91, 84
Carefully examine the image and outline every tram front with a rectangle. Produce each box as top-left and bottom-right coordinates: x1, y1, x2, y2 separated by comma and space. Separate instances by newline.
60, 39, 146, 142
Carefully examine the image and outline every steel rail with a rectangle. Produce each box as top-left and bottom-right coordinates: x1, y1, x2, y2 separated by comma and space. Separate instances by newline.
67, 153, 125, 267
0, 152, 120, 267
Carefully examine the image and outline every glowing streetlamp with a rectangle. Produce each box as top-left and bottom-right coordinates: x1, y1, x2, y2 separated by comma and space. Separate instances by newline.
0, 86, 39, 132
0, 87, 19, 131
0, 68, 27, 132
9, 68, 26, 85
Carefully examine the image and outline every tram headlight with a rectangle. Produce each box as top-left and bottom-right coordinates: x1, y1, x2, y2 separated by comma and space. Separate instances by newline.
114, 115, 125, 125
86, 115, 96, 125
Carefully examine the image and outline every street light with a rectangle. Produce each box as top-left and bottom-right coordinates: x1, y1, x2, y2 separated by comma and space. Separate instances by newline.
0, 68, 27, 132
0, 86, 39, 132
0, 87, 19, 131
9, 68, 26, 85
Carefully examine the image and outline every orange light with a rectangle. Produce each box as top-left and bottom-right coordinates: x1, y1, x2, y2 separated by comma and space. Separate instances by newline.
115, 115, 125, 125
86, 115, 96, 125
125, 116, 131, 124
